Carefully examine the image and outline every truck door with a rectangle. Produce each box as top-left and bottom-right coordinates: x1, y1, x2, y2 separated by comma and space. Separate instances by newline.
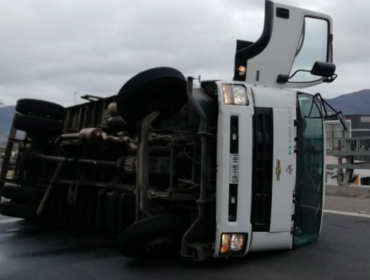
234, 1, 333, 90
294, 93, 325, 246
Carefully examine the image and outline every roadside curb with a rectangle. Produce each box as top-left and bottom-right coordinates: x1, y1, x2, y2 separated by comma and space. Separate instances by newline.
326, 184, 370, 198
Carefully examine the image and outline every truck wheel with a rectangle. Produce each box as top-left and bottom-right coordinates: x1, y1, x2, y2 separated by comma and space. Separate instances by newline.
16, 99, 66, 120
119, 214, 188, 259
13, 114, 64, 135
0, 202, 38, 219
116, 67, 187, 125
1, 184, 45, 204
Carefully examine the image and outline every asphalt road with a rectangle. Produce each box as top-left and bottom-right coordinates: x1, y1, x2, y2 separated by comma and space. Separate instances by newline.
0, 197, 369, 280
325, 195, 370, 214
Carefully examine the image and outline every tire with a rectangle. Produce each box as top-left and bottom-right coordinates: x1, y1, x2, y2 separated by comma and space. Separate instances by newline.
119, 214, 188, 259
1, 184, 45, 204
117, 67, 187, 125
16, 99, 66, 120
13, 114, 64, 135
0, 202, 38, 219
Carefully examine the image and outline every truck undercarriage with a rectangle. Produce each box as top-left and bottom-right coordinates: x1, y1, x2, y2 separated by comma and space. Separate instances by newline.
0, 69, 221, 260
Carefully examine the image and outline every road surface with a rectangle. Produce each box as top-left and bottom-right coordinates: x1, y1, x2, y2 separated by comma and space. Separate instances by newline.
0, 195, 369, 280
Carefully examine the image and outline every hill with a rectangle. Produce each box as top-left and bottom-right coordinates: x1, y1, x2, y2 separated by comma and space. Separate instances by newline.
327, 89, 370, 115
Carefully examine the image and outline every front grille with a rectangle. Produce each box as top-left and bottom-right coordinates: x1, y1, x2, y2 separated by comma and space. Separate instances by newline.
251, 108, 273, 232
228, 116, 239, 222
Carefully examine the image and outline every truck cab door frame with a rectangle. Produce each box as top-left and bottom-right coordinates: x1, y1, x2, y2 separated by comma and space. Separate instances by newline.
234, 1, 333, 89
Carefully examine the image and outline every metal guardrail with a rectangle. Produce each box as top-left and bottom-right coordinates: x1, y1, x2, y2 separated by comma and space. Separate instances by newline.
327, 151, 370, 156
326, 136, 370, 185
326, 136, 370, 141
327, 164, 370, 169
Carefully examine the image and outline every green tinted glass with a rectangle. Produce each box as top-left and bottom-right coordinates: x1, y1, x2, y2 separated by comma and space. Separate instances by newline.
294, 93, 324, 247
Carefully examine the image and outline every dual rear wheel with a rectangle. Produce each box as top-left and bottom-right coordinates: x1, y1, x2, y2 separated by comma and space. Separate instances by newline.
13, 99, 66, 135
118, 67, 189, 259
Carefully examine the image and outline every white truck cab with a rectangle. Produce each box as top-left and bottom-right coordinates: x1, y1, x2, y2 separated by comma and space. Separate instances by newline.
212, 1, 334, 258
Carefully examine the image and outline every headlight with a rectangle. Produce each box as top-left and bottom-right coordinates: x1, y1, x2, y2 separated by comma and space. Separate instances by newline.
222, 84, 248, 105
220, 233, 246, 255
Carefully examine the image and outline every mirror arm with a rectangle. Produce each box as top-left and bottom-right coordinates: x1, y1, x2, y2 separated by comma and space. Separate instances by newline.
277, 69, 311, 84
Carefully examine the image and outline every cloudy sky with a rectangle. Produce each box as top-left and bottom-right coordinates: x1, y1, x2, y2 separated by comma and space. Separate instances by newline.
0, 0, 368, 107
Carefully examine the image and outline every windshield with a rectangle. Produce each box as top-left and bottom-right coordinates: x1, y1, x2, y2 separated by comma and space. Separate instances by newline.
293, 93, 324, 247
289, 17, 329, 83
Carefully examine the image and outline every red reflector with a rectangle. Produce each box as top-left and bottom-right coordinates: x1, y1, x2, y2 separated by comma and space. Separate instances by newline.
220, 244, 229, 254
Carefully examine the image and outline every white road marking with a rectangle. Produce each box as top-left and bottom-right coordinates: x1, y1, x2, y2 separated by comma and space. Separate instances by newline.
324, 209, 370, 219
0, 218, 21, 225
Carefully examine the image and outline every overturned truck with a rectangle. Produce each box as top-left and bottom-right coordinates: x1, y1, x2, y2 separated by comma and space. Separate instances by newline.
0, 1, 344, 261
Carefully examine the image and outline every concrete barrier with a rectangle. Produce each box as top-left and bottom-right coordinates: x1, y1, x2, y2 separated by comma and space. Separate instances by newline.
326, 184, 370, 198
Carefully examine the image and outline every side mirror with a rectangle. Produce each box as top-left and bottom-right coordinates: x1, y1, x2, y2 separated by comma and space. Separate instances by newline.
310, 61, 336, 77
277, 61, 337, 84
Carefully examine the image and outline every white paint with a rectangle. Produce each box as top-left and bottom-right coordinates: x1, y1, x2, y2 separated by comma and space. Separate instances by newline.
252, 86, 296, 109
249, 231, 292, 252
214, 82, 254, 257
245, 2, 333, 89
252, 86, 297, 234
324, 209, 370, 219
269, 108, 296, 232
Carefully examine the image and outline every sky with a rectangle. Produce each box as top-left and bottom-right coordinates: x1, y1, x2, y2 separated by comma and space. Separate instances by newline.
0, 0, 368, 107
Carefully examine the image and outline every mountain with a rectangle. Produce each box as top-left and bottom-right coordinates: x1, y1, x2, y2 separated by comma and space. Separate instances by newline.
0, 106, 15, 145
327, 89, 370, 115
